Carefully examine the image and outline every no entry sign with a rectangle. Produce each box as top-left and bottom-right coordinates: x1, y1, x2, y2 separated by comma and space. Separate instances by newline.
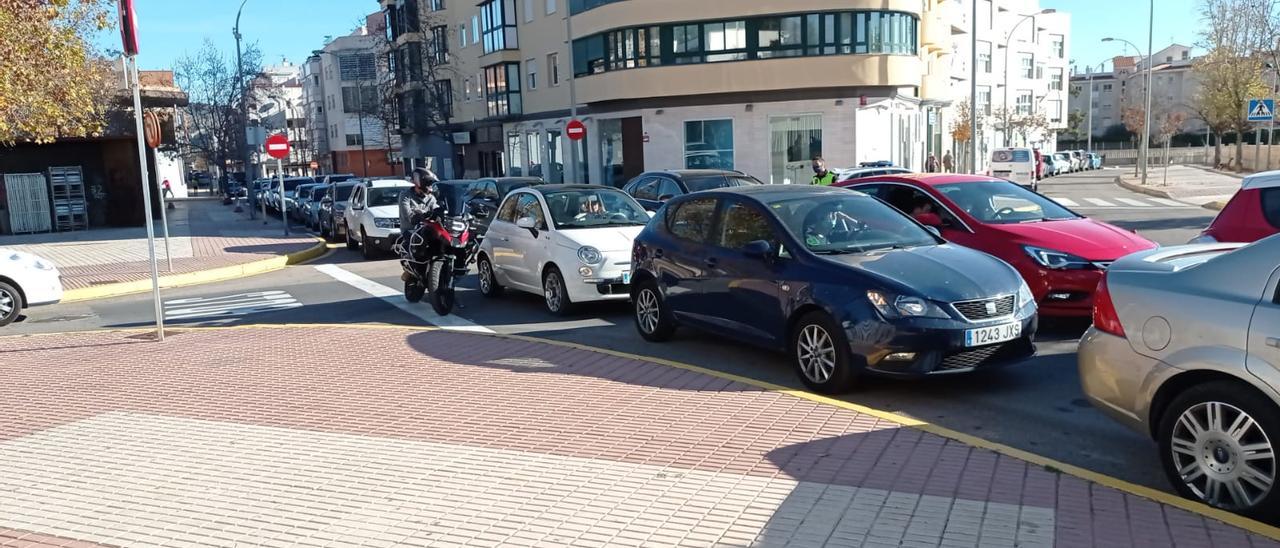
265, 133, 290, 160
566, 119, 586, 141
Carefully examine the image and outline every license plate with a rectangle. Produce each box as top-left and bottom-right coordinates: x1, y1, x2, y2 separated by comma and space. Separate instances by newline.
964, 322, 1021, 347
994, 170, 1011, 176
622, 271, 632, 284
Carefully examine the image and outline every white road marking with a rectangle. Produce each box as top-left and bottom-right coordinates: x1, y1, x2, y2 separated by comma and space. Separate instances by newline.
314, 263, 494, 333
1149, 197, 1189, 207
1114, 197, 1151, 207
1050, 197, 1079, 207
1084, 198, 1115, 207
164, 291, 302, 321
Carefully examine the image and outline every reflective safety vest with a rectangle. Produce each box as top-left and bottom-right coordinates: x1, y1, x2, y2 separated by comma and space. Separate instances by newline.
811, 171, 836, 186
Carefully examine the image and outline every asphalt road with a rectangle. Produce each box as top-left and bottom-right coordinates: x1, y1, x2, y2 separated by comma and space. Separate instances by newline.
6, 169, 1218, 494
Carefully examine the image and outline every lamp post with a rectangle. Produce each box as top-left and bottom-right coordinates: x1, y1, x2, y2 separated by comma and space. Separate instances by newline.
1081, 60, 1109, 154
1001, 9, 1056, 147
968, 0, 977, 173
1102, 36, 1149, 179
234, 0, 252, 189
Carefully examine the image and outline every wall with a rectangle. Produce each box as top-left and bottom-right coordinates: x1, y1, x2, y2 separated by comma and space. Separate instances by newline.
331, 149, 399, 177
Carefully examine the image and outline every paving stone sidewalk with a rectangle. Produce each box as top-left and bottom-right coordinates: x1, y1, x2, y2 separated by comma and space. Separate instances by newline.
0, 326, 1276, 548
0, 200, 318, 291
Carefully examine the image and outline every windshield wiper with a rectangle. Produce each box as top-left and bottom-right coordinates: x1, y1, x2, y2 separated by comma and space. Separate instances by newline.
812, 249, 855, 255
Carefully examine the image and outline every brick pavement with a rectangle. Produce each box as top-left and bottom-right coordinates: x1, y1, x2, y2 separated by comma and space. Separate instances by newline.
0, 326, 1276, 547
0, 200, 318, 291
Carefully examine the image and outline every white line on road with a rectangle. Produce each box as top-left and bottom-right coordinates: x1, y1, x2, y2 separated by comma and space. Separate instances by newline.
1050, 197, 1079, 207
1084, 198, 1115, 207
314, 264, 495, 333
164, 291, 303, 321
1148, 197, 1189, 207
1114, 197, 1151, 207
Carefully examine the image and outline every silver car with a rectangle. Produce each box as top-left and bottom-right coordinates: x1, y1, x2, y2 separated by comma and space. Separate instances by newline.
1079, 234, 1280, 517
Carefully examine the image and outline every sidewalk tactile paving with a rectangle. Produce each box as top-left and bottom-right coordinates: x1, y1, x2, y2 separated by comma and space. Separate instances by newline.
0, 327, 1272, 547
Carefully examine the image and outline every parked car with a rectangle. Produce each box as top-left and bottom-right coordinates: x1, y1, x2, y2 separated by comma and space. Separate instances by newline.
859, 160, 895, 168
1052, 152, 1072, 176
0, 248, 63, 327
290, 183, 320, 222
475, 185, 651, 315
302, 185, 329, 229
836, 166, 912, 184
1079, 235, 1280, 517
343, 179, 414, 259
464, 177, 543, 237
989, 147, 1037, 190
842, 174, 1158, 317
1190, 170, 1280, 244
266, 177, 316, 213
320, 181, 359, 242
630, 185, 1037, 394
1088, 152, 1103, 170
622, 170, 762, 211
1070, 150, 1086, 172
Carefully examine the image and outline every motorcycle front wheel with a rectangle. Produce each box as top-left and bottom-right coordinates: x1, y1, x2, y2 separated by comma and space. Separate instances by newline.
404, 278, 425, 303
428, 258, 455, 315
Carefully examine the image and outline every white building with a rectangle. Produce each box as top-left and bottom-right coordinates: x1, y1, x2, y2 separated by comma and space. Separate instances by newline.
250, 61, 308, 176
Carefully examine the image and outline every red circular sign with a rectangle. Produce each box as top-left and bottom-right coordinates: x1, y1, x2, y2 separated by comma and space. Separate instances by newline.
566, 120, 586, 141
264, 133, 290, 160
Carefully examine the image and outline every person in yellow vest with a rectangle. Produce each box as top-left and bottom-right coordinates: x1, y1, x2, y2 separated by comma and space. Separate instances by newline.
811, 155, 837, 186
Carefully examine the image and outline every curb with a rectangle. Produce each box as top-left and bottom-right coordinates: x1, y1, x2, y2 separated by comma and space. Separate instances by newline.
60, 238, 331, 303
1114, 175, 1226, 212
6, 322, 1280, 541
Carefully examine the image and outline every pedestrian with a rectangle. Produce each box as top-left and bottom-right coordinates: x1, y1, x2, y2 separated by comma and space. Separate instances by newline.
810, 155, 836, 186
942, 151, 954, 173
162, 178, 174, 199
925, 154, 939, 173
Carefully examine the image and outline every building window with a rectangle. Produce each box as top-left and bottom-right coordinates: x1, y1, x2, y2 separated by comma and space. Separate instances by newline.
1048, 100, 1062, 123
684, 119, 734, 170
339, 53, 376, 81
481, 0, 519, 54
977, 85, 991, 115
1049, 68, 1063, 90
1051, 34, 1064, 58
459, 24, 467, 48
546, 0, 556, 14
472, 15, 480, 44
464, 77, 472, 101
346, 134, 363, 146
484, 62, 522, 117
604, 26, 662, 69
673, 24, 702, 64
1102, 83, 1113, 91
524, 0, 534, 23
757, 16, 801, 58
548, 53, 560, 86
976, 41, 991, 73
1016, 90, 1032, 115
527, 58, 538, 89
1035, 64, 1044, 80
341, 86, 377, 113
1019, 54, 1033, 79
429, 26, 449, 65
429, 0, 444, 10
769, 114, 821, 185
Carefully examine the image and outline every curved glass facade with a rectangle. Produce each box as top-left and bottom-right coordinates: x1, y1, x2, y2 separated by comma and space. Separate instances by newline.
572, 11, 919, 77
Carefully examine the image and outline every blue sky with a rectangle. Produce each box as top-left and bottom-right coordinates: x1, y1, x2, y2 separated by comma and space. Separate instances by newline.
99, 0, 381, 70
104, 0, 1206, 74
1043, 0, 1202, 71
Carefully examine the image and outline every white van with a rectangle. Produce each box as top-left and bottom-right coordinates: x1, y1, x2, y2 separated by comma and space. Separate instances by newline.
989, 147, 1037, 190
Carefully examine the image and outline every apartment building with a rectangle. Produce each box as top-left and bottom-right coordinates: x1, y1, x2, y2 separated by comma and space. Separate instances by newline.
1068, 44, 1208, 140
249, 61, 308, 176
383, 0, 971, 184
943, 0, 1070, 171
304, 13, 402, 178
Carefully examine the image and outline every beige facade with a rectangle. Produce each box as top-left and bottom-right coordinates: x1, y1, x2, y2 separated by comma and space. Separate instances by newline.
382, 0, 999, 182
1068, 45, 1214, 141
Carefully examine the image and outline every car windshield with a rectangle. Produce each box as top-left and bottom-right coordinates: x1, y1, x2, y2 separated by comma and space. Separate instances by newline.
368, 186, 407, 207
333, 185, 356, 201
936, 181, 1078, 224
766, 194, 939, 254
543, 188, 650, 229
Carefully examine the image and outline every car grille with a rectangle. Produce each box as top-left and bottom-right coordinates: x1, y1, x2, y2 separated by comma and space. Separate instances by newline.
952, 295, 1016, 321
938, 343, 1006, 371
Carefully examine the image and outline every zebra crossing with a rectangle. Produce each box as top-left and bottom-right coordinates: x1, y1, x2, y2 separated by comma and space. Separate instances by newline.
163, 290, 302, 322
1047, 195, 1193, 209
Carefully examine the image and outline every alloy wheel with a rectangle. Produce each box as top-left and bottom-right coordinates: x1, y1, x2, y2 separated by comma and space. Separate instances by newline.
0, 288, 13, 318
478, 260, 493, 293
636, 288, 660, 334
1171, 401, 1276, 510
544, 272, 563, 312
796, 324, 837, 384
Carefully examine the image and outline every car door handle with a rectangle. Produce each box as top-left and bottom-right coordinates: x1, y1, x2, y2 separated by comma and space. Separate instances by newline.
1269, 337, 1280, 348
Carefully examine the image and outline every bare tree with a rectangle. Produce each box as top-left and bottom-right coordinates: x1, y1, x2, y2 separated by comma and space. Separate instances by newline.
1194, 0, 1274, 170
376, 5, 460, 168
174, 39, 264, 190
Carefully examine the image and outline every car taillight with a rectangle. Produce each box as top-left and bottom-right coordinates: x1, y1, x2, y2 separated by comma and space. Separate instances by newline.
1092, 274, 1125, 337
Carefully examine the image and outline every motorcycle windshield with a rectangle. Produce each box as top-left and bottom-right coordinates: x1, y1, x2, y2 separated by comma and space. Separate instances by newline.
434, 182, 471, 217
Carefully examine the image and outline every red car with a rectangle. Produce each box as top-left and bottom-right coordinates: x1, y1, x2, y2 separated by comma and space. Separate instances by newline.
838, 174, 1158, 317
1190, 171, 1280, 243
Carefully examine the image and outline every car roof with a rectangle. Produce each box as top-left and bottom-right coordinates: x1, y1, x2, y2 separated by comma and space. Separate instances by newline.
1242, 170, 1280, 190
333, 181, 360, 188
690, 185, 853, 201
363, 178, 412, 188
644, 169, 742, 179
525, 184, 623, 193
849, 173, 1005, 186
483, 176, 543, 183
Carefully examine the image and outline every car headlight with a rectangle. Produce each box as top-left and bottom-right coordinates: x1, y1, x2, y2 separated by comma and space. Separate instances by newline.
1017, 279, 1035, 309
374, 217, 398, 229
577, 246, 604, 265
1023, 246, 1091, 270
866, 290, 948, 319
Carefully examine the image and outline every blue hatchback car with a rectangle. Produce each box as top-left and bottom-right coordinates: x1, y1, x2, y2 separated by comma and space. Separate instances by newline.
630, 185, 1038, 393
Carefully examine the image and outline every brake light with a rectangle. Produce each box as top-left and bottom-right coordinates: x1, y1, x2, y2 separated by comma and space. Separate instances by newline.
1092, 274, 1125, 337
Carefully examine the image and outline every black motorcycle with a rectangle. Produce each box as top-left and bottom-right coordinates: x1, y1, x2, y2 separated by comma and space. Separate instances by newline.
394, 209, 477, 316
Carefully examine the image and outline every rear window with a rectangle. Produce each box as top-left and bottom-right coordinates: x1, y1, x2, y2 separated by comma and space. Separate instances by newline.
1264, 188, 1280, 229
993, 150, 1031, 162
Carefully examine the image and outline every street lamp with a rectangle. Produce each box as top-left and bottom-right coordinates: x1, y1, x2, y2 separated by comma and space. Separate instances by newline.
1102, 35, 1152, 181
1076, 59, 1110, 154
1001, 9, 1056, 147
234, 0, 252, 191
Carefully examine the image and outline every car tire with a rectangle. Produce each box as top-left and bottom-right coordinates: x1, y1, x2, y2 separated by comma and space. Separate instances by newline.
345, 223, 358, 250
360, 228, 376, 259
790, 311, 859, 394
0, 281, 22, 327
633, 278, 676, 342
324, 219, 337, 242
477, 254, 504, 298
1158, 380, 1280, 518
542, 266, 575, 316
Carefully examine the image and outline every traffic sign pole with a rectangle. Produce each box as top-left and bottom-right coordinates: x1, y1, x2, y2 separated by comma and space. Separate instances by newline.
279, 158, 288, 236
127, 55, 164, 342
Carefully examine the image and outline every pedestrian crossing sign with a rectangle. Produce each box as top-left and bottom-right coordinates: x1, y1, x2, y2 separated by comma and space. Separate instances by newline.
1248, 98, 1275, 121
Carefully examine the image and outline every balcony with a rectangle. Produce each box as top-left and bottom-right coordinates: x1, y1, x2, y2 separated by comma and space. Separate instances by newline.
921, 11, 947, 53
570, 0, 923, 38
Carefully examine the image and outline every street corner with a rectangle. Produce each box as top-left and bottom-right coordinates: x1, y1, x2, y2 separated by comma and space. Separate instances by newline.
1, 325, 1279, 547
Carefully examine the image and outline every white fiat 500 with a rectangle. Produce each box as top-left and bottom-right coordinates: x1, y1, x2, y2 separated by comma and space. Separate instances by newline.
476, 184, 651, 315
0, 248, 63, 327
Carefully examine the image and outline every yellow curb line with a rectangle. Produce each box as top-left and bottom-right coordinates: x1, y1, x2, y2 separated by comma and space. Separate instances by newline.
5, 322, 1280, 539
60, 238, 333, 303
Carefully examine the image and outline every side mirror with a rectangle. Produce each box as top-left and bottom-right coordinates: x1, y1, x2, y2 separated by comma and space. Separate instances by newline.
924, 226, 942, 238
658, 194, 675, 201
516, 216, 537, 229
742, 240, 773, 260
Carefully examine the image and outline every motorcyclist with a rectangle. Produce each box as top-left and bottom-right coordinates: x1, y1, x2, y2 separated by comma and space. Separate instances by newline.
400, 167, 440, 231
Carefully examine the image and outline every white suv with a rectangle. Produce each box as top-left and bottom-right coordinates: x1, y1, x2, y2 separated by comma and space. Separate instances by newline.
0, 248, 63, 327
343, 179, 413, 260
